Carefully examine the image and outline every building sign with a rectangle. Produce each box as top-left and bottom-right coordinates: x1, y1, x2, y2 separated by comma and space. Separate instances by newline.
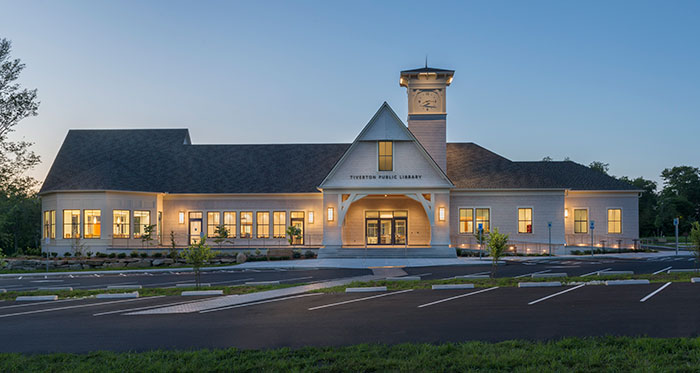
350, 174, 423, 180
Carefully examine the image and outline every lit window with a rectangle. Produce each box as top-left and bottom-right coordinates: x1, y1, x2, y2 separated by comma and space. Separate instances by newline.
43, 210, 56, 239
207, 211, 221, 238
133, 211, 150, 239
83, 210, 101, 239
63, 210, 80, 239
459, 208, 473, 234
290, 211, 305, 245
518, 208, 533, 234
378, 141, 393, 171
240, 211, 252, 238
273, 212, 286, 238
475, 208, 490, 233
113, 210, 130, 238
224, 212, 236, 238
608, 209, 622, 234
256, 211, 270, 238
574, 209, 588, 234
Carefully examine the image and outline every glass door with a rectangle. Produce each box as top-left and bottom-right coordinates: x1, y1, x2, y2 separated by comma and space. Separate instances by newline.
189, 212, 203, 244
290, 211, 304, 245
394, 218, 407, 245
366, 219, 378, 245
379, 219, 393, 244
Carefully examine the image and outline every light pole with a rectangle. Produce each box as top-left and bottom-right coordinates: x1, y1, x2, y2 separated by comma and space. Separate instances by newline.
590, 220, 595, 256
548, 221, 552, 256
674, 217, 680, 256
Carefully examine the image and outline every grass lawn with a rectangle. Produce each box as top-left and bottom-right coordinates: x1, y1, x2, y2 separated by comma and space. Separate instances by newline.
1, 337, 700, 372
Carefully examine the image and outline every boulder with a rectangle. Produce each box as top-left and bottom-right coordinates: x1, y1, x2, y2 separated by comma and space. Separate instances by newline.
152, 258, 174, 266
127, 260, 151, 268
69, 263, 82, 270
236, 252, 247, 264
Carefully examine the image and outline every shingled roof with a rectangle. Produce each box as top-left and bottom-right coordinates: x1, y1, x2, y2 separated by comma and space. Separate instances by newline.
39, 129, 637, 194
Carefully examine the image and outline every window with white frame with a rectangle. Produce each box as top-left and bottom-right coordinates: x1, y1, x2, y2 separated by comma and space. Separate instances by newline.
574, 209, 588, 234
459, 208, 473, 234
518, 208, 533, 234
608, 208, 622, 234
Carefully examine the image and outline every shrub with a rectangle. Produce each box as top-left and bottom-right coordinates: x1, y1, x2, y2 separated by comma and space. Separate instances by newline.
154, 252, 163, 258
130, 250, 139, 258
140, 252, 149, 258
96, 252, 108, 258
86, 251, 93, 258
64, 252, 72, 257
117, 253, 127, 259
304, 250, 315, 259
51, 252, 58, 258
292, 250, 301, 259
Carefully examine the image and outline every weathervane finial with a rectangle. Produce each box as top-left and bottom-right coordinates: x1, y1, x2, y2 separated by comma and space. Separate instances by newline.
425, 55, 428, 68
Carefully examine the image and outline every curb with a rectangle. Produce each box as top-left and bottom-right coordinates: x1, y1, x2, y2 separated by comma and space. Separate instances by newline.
668, 269, 698, 273
346, 286, 387, 293
181, 290, 224, 296
245, 281, 280, 286
518, 282, 561, 288
605, 279, 650, 286
432, 284, 474, 290
107, 285, 142, 290
97, 292, 139, 299
455, 275, 490, 279
38, 287, 73, 291
599, 271, 634, 275
691, 278, 700, 283
0, 289, 5, 293
386, 276, 421, 281
176, 283, 211, 288
16, 295, 58, 301
532, 273, 567, 278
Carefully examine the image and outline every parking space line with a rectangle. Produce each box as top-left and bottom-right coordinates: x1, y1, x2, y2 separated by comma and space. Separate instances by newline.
94, 297, 219, 316
279, 276, 314, 283
640, 282, 672, 303
201, 293, 322, 313
0, 296, 165, 319
652, 266, 673, 275
689, 258, 695, 262
580, 268, 611, 277
208, 278, 255, 285
528, 284, 586, 305
0, 297, 87, 311
308, 289, 413, 311
417, 287, 499, 308
515, 270, 550, 278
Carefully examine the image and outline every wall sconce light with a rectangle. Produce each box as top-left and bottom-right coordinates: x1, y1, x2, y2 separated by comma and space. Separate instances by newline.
564, 209, 569, 219
308, 211, 314, 224
438, 207, 446, 221
178, 211, 185, 224
327, 207, 334, 221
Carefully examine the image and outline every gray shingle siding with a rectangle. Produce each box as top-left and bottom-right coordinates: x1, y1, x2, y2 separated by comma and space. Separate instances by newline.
39, 130, 636, 194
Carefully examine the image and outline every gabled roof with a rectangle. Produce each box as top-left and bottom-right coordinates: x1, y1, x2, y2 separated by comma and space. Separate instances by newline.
400, 67, 455, 74
40, 130, 638, 195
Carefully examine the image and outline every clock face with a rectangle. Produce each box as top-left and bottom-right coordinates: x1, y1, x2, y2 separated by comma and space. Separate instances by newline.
414, 90, 440, 112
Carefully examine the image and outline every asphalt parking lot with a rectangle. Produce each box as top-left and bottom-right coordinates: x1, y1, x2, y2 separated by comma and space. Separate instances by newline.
1, 280, 698, 353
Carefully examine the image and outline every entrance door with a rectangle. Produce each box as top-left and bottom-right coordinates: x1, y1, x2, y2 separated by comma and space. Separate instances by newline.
394, 218, 407, 245
189, 212, 203, 244
290, 211, 304, 245
379, 219, 393, 244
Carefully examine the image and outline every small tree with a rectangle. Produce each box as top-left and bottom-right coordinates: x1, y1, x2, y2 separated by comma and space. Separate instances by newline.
213, 224, 230, 250
487, 228, 509, 278
286, 225, 301, 245
169, 230, 178, 259
180, 237, 218, 289
690, 222, 700, 272
71, 236, 87, 257
141, 224, 156, 248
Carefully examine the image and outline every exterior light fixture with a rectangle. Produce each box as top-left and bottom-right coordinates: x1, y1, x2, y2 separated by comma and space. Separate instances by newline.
178, 211, 185, 224
438, 207, 446, 221
308, 211, 314, 224
564, 209, 569, 218
327, 207, 334, 222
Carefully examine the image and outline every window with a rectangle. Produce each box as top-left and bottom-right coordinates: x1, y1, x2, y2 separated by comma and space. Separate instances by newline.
224, 212, 236, 238
257, 211, 270, 238
518, 208, 533, 234
133, 211, 150, 238
574, 209, 588, 234
113, 210, 130, 238
475, 208, 490, 233
240, 211, 252, 238
207, 211, 221, 238
43, 210, 56, 239
83, 210, 101, 238
378, 141, 393, 171
459, 208, 473, 234
63, 210, 80, 239
273, 211, 286, 238
608, 208, 622, 234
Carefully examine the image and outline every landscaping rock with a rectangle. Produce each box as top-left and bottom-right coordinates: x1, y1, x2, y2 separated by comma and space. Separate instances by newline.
236, 252, 247, 264
68, 263, 82, 270
126, 260, 150, 268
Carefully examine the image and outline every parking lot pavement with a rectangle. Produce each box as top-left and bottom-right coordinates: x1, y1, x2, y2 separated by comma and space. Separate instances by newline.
1, 282, 700, 353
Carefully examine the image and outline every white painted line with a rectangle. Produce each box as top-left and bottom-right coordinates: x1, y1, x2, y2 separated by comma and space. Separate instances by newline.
0, 297, 87, 311
309, 289, 414, 311
432, 284, 475, 290
528, 284, 586, 305
0, 296, 164, 319
640, 282, 671, 302
97, 292, 139, 299
279, 276, 314, 283
652, 266, 673, 275
689, 258, 695, 262
201, 293, 322, 314
346, 287, 387, 293
580, 268, 611, 277
515, 270, 550, 278
417, 287, 499, 308
386, 276, 421, 281
245, 281, 280, 285
93, 297, 214, 316
181, 290, 223, 296
208, 278, 255, 285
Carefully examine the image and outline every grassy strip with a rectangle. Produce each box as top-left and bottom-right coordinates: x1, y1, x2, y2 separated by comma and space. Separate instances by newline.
0, 262, 240, 274
1, 337, 700, 371
0, 283, 302, 301
314, 272, 700, 293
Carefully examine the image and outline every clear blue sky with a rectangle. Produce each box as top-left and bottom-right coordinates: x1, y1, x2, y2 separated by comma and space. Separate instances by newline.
2, 0, 698, 187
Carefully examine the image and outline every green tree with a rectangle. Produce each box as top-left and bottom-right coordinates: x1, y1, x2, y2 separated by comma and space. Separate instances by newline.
690, 222, 700, 272
180, 236, 218, 289
655, 195, 694, 236
286, 225, 301, 245
141, 224, 156, 248
660, 166, 700, 221
619, 176, 658, 237
589, 161, 610, 175
0, 38, 41, 256
487, 228, 509, 278
213, 224, 230, 250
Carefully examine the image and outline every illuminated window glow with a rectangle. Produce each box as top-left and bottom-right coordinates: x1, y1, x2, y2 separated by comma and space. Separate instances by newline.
240, 212, 253, 238
83, 210, 101, 239
459, 208, 473, 234
608, 209, 622, 234
574, 209, 588, 234
43, 210, 56, 239
273, 211, 286, 238
224, 211, 236, 238
113, 210, 130, 238
207, 211, 221, 238
256, 211, 270, 238
518, 208, 533, 234
63, 210, 80, 239
133, 211, 150, 239
475, 208, 490, 233
378, 141, 393, 171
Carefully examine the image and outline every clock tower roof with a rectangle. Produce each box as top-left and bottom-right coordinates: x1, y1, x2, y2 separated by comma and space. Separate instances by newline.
399, 66, 454, 87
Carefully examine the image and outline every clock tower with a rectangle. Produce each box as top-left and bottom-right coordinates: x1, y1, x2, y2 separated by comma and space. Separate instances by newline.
400, 66, 454, 172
